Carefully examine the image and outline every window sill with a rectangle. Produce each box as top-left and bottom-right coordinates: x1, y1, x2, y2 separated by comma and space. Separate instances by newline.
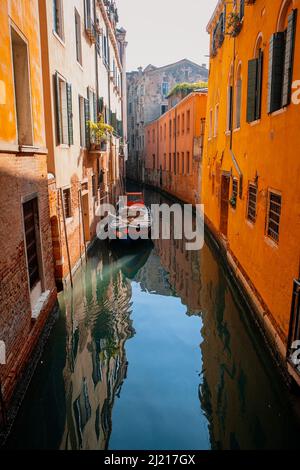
264, 236, 279, 249
249, 119, 261, 126
52, 30, 65, 47
225, 130, 231, 136
233, 127, 241, 133
246, 219, 255, 229
270, 107, 287, 117
77, 61, 83, 71
66, 217, 73, 225
59, 144, 70, 149
32, 290, 51, 321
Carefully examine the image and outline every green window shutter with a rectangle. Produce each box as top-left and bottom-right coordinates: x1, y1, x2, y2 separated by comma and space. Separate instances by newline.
222, 4, 227, 33
93, 92, 97, 122
247, 59, 258, 123
84, 98, 90, 147
98, 97, 104, 113
282, 9, 297, 108
240, 0, 245, 20
256, 50, 263, 120
267, 33, 285, 113
66, 83, 73, 146
228, 86, 233, 130
54, 72, 62, 145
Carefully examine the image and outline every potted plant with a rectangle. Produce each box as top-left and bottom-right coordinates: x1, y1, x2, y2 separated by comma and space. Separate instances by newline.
227, 12, 243, 37
88, 113, 114, 151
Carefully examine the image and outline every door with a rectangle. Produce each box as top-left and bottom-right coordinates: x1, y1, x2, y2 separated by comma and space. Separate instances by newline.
220, 173, 230, 237
287, 279, 300, 376
82, 193, 91, 242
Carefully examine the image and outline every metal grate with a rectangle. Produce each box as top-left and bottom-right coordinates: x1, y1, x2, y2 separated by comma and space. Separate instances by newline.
23, 199, 40, 290
267, 192, 281, 242
247, 183, 257, 223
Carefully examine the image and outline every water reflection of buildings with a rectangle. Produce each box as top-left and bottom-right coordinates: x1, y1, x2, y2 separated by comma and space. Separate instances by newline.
152, 227, 300, 449
60, 244, 134, 450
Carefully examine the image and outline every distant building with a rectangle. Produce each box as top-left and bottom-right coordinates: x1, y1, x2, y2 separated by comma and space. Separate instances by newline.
126, 59, 208, 181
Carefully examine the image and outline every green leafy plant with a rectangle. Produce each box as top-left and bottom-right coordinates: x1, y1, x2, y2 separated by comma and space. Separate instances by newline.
88, 113, 114, 145
168, 81, 208, 98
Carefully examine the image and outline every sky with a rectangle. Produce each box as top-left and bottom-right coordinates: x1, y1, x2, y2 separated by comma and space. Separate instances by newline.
116, 0, 217, 72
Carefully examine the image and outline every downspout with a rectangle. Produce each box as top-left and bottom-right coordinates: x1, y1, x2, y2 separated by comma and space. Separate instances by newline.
230, 34, 243, 197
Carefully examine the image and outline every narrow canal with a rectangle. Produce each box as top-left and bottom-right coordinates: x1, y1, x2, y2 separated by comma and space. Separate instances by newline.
5, 188, 300, 450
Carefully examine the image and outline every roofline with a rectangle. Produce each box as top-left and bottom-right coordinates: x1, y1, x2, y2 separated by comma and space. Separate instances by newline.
144, 91, 208, 128
127, 58, 208, 76
207, 0, 223, 33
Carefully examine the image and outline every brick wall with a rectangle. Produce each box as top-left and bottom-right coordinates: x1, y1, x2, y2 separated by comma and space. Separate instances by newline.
0, 153, 57, 404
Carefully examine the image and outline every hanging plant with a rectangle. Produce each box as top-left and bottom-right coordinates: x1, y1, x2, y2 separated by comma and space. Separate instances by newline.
88, 113, 114, 149
227, 12, 243, 37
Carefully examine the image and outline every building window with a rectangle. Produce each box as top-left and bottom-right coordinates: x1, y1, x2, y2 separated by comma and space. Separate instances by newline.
173, 118, 176, 136
152, 154, 155, 170
169, 120, 172, 138
182, 152, 185, 174
160, 125, 162, 141
54, 73, 73, 146
173, 153, 176, 174
164, 153, 167, 170
164, 123, 167, 140
152, 129, 155, 143
268, 9, 297, 113
187, 110, 190, 133
247, 48, 263, 122
187, 151, 190, 175
63, 188, 72, 219
235, 65, 242, 128
182, 113, 185, 134
177, 115, 180, 135
161, 105, 168, 115
169, 153, 171, 172
23, 198, 41, 291
75, 9, 82, 65
162, 82, 169, 98
11, 27, 33, 146
79, 95, 86, 147
214, 105, 219, 137
267, 191, 282, 243
53, 0, 64, 40
177, 153, 180, 174
148, 130, 150, 144
209, 109, 213, 138
231, 178, 238, 208
247, 183, 257, 223
92, 174, 97, 197
227, 85, 233, 131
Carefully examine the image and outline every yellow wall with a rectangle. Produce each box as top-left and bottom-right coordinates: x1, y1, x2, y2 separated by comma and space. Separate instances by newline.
0, 0, 45, 148
202, 0, 300, 343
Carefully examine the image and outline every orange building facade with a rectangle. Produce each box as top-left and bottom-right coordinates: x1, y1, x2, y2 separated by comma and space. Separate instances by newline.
203, 0, 300, 383
0, 0, 57, 410
144, 92, 207, 205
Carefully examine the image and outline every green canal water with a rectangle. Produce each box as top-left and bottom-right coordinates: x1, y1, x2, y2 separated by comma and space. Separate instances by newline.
5, 189, 300, 449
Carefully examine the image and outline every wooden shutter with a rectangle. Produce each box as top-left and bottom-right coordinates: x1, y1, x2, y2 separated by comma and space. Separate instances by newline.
98, 97, 104, 113
228, 86, 233, 130
282, 9, 297, 107
256, 50, 263, 120
240, 0, 245, 20
222, 4, 227, 33
247, 59, 258, 123
93, 92, 97, 122
66, 83, 73, 146
267, 33, 285, 113
84, 98, 90, 147
23, 199, 40, 289
54, 72, 62, 145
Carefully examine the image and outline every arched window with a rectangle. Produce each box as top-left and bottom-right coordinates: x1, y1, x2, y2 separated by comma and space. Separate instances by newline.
235, 63, 242, 128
